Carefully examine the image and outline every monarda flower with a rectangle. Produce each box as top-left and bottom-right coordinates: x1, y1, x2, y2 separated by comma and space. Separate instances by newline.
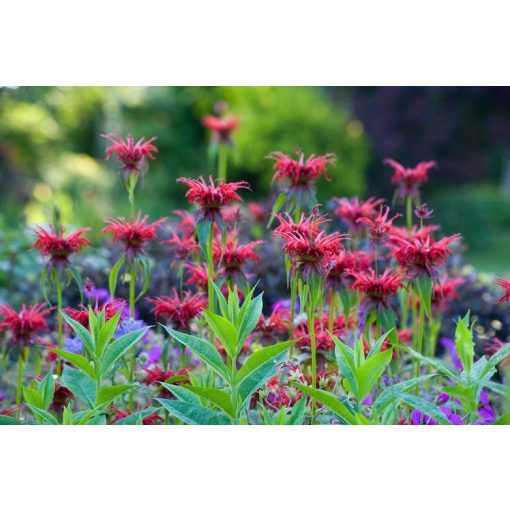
254, 309, 290, 344
103, 212, 166, 262
273, 210, 330, 239
184, 262, 211, 290
31, 225, 91, 270
212, 231, 263, 282
356, 205, 401, 243
162, 230, 199, 261
111, 407, 163, 425
277, 229, 346, 279
349, 268, 406, 308
483, 338, 510, 370
495, 277, 510, 303
172, 209, 196, 236
432, 276, 464, 311
202, 114, 239, 145
294, 314, 350, 352
414, 203, 434, 221
326, 250, 373, 289
247, 202, 269, 224
332, 197, 385, 234
143, 366, 189, 398
384, 158, 437, 199
64, 300, 125, 328
177, 176, 250, 222
101, 133, 158, 178
146, 290, 207, 330
391, 232, 462, 278
268, 151, 335, 206
0, 303, 50, 349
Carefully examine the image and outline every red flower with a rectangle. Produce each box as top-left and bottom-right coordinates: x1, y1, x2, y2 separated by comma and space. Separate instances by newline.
177, 176, 250, 222
414, 203, 434, 220
483, 338, 510, 369
247, 202, 268, 224
495, 277, 510, 303
0, 407, 20, 417
172, 209, 196, 236
432, 276, 464, 311
294, 313, 350, 352
222, 205, 245, 224
202, 115, 239, 144
103, 212, 166, 261
384, 158, 437, 199
101, 133, 158, 177
112, 407, 163, 425
356, 205, 401, 242
273, 210, 330, 239
255, 309, 290, 343
31, 225, 91, 270
64, 300, 125, 328
213, 230, 263, 282
143, 366, 189, 398
326, 250, 373, 289
50, 381, 74, 412
332, 197, 385, 234
0, 303, 50, 348
184, 262, 211, 290
146, 289, 207, 330
276, 227, 346, 279
349, 268, 406, 308
162, 230, 199, 261
268, 151, 335, 187
392, 232, 462, 277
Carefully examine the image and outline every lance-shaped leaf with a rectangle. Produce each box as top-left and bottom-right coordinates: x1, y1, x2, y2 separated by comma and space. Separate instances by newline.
204, 311, 237, 359
100, 327, 149, 376
286, 397, 308, 425
61, 366, 97, 408
455, 311, 474, 374
62, 313, 95, 358
156, 398, 231, 425
332, 335, 358, 396
159, 382, 201, 404
402, 346, 460, 383
237, 292, 263, 353
96, 385, 131, 406
96, 311, 122, 358
109, 257, 125, 298
115, 408, 158, 425
161, 325, 230, 382
395, 393, 450, 425
39, 370, 55, 410
27, 406, 59, 425
48, 348, 95, 379
178, 385, 236, 420
355, 348, 393, 402
482, 342, 510, 377
293, 382, 357, 425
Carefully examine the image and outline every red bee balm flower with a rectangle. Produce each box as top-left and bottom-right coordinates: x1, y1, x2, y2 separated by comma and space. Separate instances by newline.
147, 290, 207, 330
162, 230, 199, 261
269, 151, 335, 187
64, 300, 125, 328
0, 303, 50, 348
495, 277, 510, 303
432, 277, 464, 311
213, 231, 263, 282
392, 233, 461, 277
32, 225, 91, 270
202, 115, 239, 144
349, 268, 406, 308
357, 205, 401, 242
102, 133, 158, 177
326, 250, 373, 289
384, 158, 437, 199
333, 197, 384, 234
273, 210, 330, 239
177, 176, 250, 222
103, 212, 166, 261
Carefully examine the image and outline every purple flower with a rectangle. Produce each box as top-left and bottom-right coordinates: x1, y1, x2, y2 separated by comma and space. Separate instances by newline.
84, 283, 110, 302
474, 391, 496, 424
440, 338, 462, 371
64, 336, 83, 354
114, 318, 148, 339
439, 405, 464, 425
410, 409, 438, 425
141, 345, 162, 367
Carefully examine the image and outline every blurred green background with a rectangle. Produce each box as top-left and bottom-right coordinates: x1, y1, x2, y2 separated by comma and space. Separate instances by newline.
1, 86, 510, 273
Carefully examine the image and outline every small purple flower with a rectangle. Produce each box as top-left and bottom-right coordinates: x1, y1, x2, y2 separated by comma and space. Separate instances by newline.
141, 345, 162, 367
114, 318, 148, 339
83, 281, 110, 302
64, 336, 83, 354
362, 393, 373, 406
440, 405, 464, 425
474, 391, 496, 424
410, 409, 438, 425
440, 338, 462, 371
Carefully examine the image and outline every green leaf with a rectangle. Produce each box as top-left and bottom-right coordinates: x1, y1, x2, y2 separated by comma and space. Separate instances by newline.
155, 398, 230, 425
354, 338, 365, 368
332, 335, 358, 396
100, 327, 149, 376
96, 384, 131, 406
62, 405, 73, 425
356, 348, 393, 402
455, 311, 474, 374
212, 281, 229, 319
161, 325, 229, 382
287, 397, 308, 425
39, 370, 55, 410
23, 386, 44, 409
0, 415, 22, 425
159, 382, 201, 404
237, 292, 263, 352
293, 382, 357, 425
395, 393, 450, 425
235, 340, 296, 386
27, 406, 59, 425
135, 256, 152, 302
196, 219, 213, 259
68, 267, 84, 302
48, 348, 95, 379
204, 311, 237, 359
416, 276, 432, 317
482, 342, 510, 376
402, 346, 460, 383
96, 312, 122, 358
367, 329, 393, 358
179, 385, 236, 420
109, 257, 125, 298
61, 366, 97, 408
267, 192, 287, 228
115, 408, 158, 425
62, 313, 95, 358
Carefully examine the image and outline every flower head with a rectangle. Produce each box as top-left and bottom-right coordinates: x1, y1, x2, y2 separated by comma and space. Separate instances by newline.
103, 212, 166, 261
202, 115, 239, 145
146, 289, 207, 330
384, 158, 437, 199
414, 203, 434, 220
172, 209, 196, 236
184, 262, 211, 290
392, 232, 461, 278
177, 176, 250, 222
254, 309, 290, 344
432, 276, 464, 311
269, 151, 335, 187
332, 197, 385, 234
326, 250, 373, 289
495, 277, 510, 304
349, 268, 406, 308
101, 133, 158, 177
162, 230, 199, 261
356, 205, 401, 242
31, 225, 91, 270
64, 300, 125, 328
0, 303, 50, 349
273, 210, 330, 239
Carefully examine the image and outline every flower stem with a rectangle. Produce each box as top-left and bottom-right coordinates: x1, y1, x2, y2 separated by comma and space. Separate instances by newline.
307, 299, 317, 424
218, 144, 228, 182
129, 262, 136, 411
207, 225, 215, 343
56, 277, 63, 375
414, 297, 426, 389
16, 352, 24, 406
406, 195, 413, 231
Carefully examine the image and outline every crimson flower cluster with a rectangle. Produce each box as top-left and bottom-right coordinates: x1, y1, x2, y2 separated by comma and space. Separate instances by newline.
0, 304, 50, 349
102, 133, 158, 177
357, 205, 401, 243
326, 250, 373, 289
147, 290, 207, 331
177, 176, 250, 222
384, 158, 437, 199
64, 300, 125, 327
333, 197, 384, 234
32, 225, 91, 270
349, 268, 407, 308
202, 115, 239, 145
103, 212, 166, 261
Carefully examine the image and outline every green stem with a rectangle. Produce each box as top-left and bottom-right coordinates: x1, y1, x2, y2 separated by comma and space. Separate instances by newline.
414, 299, 426, 386
56, 277, 63, 375
328, 288, 335, 332
230, 356, 238, 425
129, 262, 136, 411
16, 352, 24, 407
207, 225, 215, 343
218, 144, 228, 182
34, 349, 41, 376
406, 195, 413, 231
307, 299, 317, 424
